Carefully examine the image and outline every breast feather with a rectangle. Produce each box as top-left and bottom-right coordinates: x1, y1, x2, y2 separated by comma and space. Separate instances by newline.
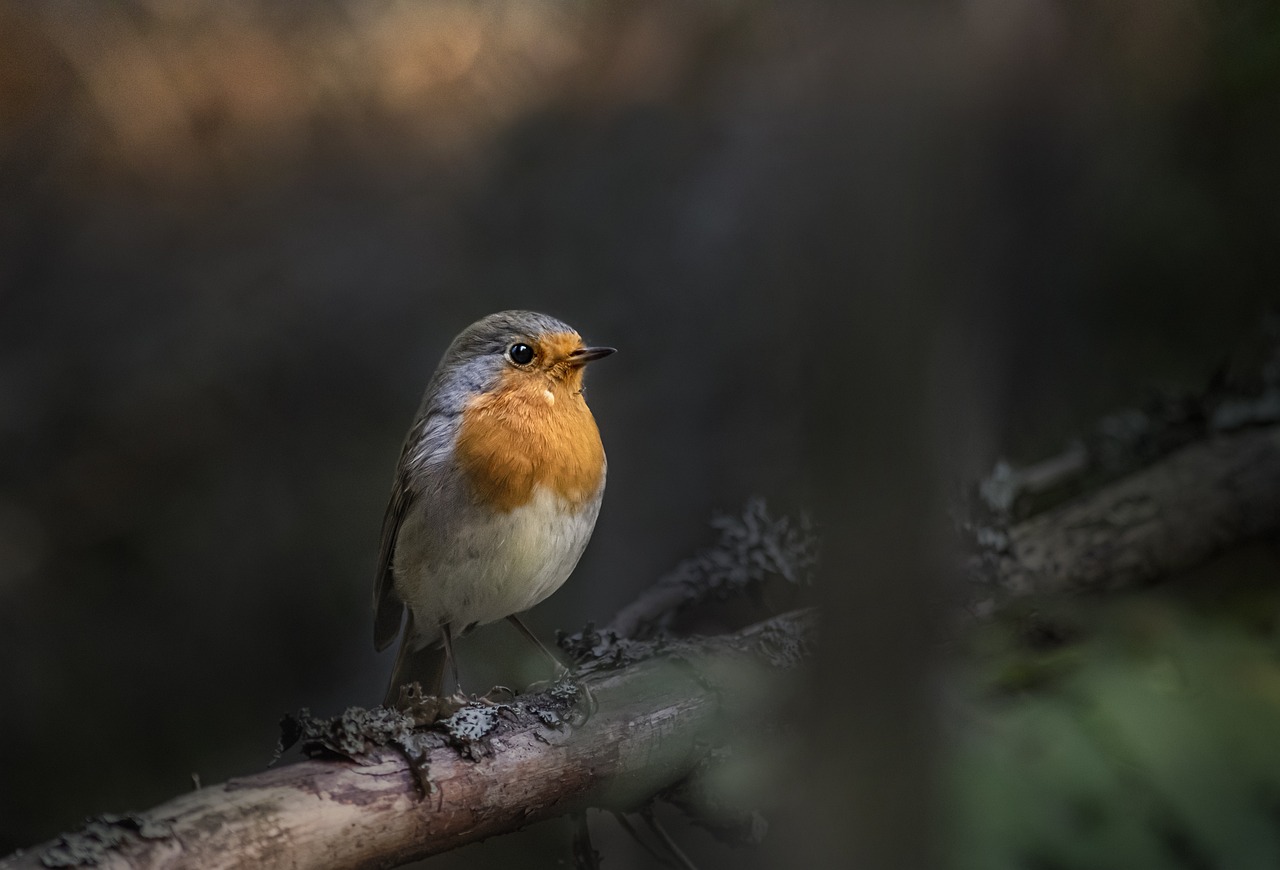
455, 376, 604, 513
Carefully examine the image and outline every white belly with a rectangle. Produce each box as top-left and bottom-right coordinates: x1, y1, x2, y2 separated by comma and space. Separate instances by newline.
393, 484, 601, 646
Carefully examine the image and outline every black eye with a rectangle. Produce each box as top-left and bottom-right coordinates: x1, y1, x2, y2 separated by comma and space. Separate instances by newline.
507, 343, 534, 365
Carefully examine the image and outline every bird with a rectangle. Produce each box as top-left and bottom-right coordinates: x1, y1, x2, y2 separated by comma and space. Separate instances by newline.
374, 310, 614, 707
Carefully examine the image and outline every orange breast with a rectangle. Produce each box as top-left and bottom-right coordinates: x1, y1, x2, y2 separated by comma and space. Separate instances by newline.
455, 372, 605, 513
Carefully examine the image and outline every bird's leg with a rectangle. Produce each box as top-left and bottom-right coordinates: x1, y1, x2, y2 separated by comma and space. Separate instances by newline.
506, 615, 595, 717
506, 614, 565, 674
440, 622, 462, 693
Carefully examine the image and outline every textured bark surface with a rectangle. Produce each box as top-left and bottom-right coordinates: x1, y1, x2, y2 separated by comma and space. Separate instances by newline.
993, 424, 1280, 597
1, 612, 814, 870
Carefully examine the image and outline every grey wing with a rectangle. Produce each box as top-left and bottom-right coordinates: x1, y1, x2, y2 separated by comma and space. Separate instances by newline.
373, 391, 464, 651
373, 465, 415, 652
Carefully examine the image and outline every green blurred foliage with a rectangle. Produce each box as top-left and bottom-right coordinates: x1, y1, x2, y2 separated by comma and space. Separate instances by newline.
954, 545, 1280, 870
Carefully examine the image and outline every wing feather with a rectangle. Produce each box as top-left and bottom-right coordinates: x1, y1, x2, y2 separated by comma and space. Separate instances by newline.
373, 419, 425, 652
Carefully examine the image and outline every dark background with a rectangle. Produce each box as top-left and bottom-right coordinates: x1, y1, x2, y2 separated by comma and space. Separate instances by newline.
2, 1, 1277, 867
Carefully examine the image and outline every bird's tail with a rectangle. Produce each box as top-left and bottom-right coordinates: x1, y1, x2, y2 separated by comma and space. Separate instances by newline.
383, 614, 447, 708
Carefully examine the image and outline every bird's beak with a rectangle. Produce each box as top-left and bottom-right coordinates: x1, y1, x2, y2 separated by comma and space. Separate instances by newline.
567, 346, 616, 367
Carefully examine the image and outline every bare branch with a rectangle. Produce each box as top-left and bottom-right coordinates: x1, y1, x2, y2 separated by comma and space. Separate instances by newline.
979, 424, 1280, 602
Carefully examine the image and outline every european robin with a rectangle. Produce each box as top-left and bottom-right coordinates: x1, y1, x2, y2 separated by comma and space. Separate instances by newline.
374, 310, 614, 705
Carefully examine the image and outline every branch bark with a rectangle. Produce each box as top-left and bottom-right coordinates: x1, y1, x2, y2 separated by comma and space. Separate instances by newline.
987, 423, 1280, 599
2, 611, 815, 870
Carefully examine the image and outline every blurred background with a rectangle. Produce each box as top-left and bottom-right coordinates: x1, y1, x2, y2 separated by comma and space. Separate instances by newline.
1, 1, 1278, 867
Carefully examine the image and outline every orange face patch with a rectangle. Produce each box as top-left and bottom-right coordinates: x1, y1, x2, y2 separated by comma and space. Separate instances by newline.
536, 332, 585, 365
454, 334, 605, 513
526, 331, 589, 391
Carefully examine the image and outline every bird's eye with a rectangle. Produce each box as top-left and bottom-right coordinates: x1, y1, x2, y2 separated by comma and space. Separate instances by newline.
507, 343, 535, 365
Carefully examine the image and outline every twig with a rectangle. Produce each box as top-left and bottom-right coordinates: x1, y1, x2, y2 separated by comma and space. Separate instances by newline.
570, 812, 600, 870
604, 498, 817, 640
612, 812, 677, 867
641, 807, 701, 870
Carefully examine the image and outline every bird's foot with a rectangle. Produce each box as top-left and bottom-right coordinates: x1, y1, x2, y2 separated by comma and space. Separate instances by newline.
395, 684, 471, 724
525, 667, 597, 721
479, 685, 517, 704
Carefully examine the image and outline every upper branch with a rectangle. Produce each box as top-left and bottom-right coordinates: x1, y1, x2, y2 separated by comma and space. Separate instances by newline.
977, 423, 1280, 602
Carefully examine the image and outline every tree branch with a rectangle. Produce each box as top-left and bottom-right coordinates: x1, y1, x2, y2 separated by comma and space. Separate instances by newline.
977, 423, 1280, 602
2, 611, 815, 870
